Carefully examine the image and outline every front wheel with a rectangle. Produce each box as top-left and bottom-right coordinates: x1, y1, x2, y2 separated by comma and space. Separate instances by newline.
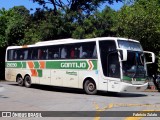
16, 76, 24, 86
24, 76, 32, 88
84, 80, 97, 95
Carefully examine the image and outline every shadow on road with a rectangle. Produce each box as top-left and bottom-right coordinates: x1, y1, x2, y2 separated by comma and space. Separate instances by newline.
9, 83, 147, 97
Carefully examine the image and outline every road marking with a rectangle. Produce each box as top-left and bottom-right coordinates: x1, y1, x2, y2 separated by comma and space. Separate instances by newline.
93, 102, 114, 120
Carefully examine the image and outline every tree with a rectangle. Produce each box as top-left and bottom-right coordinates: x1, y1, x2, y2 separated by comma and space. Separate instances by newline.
31, 0, 122, 15
5, 6, 30, 46
72, 6, 116, 38
0, 8, 13, 47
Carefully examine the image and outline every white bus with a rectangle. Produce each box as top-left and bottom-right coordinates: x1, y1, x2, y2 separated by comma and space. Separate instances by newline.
5, 37, 155, 94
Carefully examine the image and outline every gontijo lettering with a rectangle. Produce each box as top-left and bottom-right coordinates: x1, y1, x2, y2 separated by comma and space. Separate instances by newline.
61, 62, 86, 68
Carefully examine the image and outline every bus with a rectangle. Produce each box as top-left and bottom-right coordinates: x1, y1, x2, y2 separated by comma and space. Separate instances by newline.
5, 37, 155, 94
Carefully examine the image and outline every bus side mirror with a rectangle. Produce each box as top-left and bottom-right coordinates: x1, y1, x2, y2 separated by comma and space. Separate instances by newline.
117, 48, 127, 61
143, 51, 155, 64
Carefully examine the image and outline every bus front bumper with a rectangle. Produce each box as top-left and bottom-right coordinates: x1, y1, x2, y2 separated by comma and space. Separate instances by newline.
119, 82, 148, 92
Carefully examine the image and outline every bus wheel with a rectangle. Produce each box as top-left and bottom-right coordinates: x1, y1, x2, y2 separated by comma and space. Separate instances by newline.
16, 76, 24, 86
84, 80, 97, 95
24, 76, 32, 88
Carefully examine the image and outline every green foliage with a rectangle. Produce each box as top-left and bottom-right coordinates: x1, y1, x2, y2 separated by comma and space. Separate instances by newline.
31, 0, 122, 15
0, 8, 13, 47
0, 6, 31, 46
72, 7, 116, 38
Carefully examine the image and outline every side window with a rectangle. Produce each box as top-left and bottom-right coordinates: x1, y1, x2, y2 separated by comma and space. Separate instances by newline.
16, 49, 24, 60
23, 49, 28, 60
68, 45, 80, 59
79, 42, 97, 59
7, 50, 14, 61
48, 46, 60, 59
31, 48, 38, 60
61, 42, 97, 59
13, 50, 18, 60
99, 40, 120, 78
38, 47, 48, 60
61, 46, 67, 59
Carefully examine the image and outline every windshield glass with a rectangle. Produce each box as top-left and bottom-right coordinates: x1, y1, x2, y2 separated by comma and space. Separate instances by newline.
118, 40, 143, 51
122, 51, 146, 82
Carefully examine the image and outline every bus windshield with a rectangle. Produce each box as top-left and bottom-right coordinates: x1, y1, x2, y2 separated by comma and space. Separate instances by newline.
118, 39, 147, 83
122, 51, 146, 78
118, 40, 143, 51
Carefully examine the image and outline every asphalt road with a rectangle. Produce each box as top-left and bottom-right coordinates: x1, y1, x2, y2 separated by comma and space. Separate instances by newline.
0, 81, 160, 120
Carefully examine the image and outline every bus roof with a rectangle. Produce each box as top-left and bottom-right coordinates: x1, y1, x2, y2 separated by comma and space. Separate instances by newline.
7, 37, 140, 49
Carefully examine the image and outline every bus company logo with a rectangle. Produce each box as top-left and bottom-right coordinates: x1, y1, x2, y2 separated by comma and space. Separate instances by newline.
61, 62, 86, 69
7, 63, 17, 68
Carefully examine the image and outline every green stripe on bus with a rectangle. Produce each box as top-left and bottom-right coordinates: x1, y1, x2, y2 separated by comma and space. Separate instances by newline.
123, 76, 145, 81
34, 62, 39, 68
6, 60, 97, 70
46, 60, 97, 70
5, 62, 26, 68
37, 69, 42, 77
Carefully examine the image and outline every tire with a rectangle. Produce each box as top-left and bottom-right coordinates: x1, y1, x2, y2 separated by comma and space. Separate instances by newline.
24, 76, 32, 88
16, 76, 24, 86
84, 80, 97, 95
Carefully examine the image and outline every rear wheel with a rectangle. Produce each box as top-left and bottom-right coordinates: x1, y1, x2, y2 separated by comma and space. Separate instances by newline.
16, 76, 24, 86
84, 80, 97, 95
24, 76, 32, 88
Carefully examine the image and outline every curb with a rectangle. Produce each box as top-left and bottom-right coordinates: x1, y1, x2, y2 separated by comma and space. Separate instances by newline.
144, 89, 158, 92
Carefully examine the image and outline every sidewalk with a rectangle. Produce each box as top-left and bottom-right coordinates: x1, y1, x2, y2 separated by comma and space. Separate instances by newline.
144, 85, 159, 92
144, 89, 158, 92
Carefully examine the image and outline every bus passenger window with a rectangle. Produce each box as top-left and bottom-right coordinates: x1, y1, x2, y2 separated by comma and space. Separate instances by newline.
70, 48, 75, 59
13, 51, 17, 60
79, 46, 83, 58
75, 48, 79, 58
31, 49, 38, 60
92, 45, 97, 58
23, 50, 28, 60
82, 52, 88, 58
38, 49, 42, 59
54, 53, 59, 59
61, 48, 67, 58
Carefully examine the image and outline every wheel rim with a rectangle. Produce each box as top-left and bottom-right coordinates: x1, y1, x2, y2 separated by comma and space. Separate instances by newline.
88, 82, 95, 92
17, 77, 23, 85
25, 77, 31, 85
